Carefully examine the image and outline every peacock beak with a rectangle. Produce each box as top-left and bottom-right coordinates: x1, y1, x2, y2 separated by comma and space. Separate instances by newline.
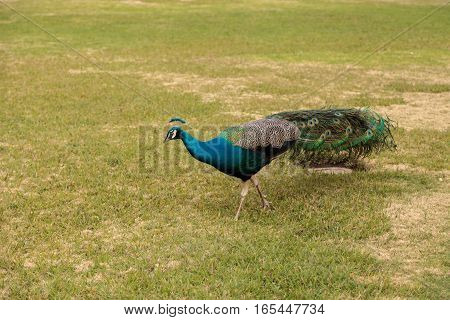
163, 136, 169, 143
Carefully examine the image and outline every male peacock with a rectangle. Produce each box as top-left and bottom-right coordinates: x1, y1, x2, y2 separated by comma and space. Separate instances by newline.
164, 108, 395, 220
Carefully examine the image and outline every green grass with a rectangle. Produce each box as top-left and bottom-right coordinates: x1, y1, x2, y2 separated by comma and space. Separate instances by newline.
0, 0, 449, 299
342, 93, 405, 107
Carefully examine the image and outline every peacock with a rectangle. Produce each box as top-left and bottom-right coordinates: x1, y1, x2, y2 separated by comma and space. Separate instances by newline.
164, 108, 395, 220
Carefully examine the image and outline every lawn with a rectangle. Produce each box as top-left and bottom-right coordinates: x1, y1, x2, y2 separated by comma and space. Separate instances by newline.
0, 0, 449, 299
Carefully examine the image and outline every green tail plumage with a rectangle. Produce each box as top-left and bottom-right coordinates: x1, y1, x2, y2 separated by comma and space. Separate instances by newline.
268, 108, 396, 167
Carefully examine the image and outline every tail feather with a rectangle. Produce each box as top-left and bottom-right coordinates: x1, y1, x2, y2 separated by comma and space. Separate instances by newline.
268, 108, 396, 167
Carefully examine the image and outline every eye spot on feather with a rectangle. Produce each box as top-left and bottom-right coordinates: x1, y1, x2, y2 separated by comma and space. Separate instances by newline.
333, 118, 340, 124
324, 129, 332, 137
346, 126, 353, 135
313, 118, 319, 124
334, 111, 343, 117
308, 119, 315, 127
366, 129, 373, 137
299, 122, 306, 128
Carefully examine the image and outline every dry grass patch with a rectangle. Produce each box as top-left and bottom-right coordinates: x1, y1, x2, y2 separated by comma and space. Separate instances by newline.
120, 0, 160, 7
219, 111, 262, 119
334, 0, 446, 5
75, 260, 94, 273
381, 163, 450, 177
375, 92, 450, 131
364, 180, 449, 285
367, 67, 450, 84
68, 62, 449, 133
68, 67, 275, 106
142, 72, 253, 104
67, 59, 449, 119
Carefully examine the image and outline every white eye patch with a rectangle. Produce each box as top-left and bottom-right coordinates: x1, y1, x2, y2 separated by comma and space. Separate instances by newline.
170, 130, 177, 139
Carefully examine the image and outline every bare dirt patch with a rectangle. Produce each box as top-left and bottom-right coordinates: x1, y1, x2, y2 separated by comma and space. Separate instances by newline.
375, 92, 450, 131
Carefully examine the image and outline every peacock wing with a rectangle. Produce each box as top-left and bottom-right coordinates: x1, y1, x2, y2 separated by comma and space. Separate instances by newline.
220, 118, 300, 150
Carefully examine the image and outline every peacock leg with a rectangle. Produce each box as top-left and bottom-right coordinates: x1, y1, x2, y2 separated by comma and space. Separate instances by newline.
234, 180, 250, 220
250, 176, 273, 210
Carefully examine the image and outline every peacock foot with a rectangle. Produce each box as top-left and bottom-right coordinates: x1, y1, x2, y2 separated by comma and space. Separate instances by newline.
262, 199, 274, 210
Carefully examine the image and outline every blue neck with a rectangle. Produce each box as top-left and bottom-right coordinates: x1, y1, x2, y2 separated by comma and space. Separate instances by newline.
180, 129, 211, 164
178, 128, 267, 180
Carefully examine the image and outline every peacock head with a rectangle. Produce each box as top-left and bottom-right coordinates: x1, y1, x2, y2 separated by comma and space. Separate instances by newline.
164, 117, 187, 143
164, 126, 182, 142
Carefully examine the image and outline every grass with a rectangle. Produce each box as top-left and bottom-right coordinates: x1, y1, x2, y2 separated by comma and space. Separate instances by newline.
386, 81, 450, 93
0, 0, 449, 299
